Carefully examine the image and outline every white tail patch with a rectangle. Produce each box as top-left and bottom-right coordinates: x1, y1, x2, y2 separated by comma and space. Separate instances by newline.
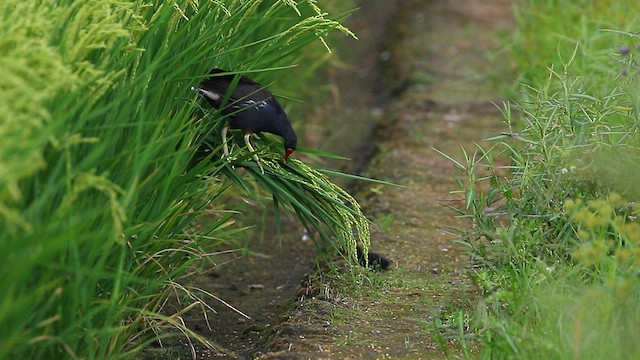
191, 86, 220, 101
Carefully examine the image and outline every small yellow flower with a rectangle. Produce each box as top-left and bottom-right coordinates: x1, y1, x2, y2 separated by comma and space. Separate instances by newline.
620, 222, 640, 243
614, 280, 631, 299
608, 193, 625, 208
615, 249, 632, 264
572, 208, 591, 225
576, 229, 590, 241
586, 199, 613, 221
591, 199, 613, 219
586, 211, 609, 229
593, 241, 609, 257
574, 244, 601, 266
610, 279, 631, 300
632, 248, 640, 266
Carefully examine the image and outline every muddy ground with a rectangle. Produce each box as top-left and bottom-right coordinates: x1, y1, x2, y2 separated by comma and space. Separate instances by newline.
143, 0, 514, 359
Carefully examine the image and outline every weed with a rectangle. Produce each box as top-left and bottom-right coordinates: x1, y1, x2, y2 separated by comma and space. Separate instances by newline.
375, 213, 396, 232
441, 2, 640, 358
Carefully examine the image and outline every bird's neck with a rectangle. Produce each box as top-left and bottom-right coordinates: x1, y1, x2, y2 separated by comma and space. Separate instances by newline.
277, 118, 297, 149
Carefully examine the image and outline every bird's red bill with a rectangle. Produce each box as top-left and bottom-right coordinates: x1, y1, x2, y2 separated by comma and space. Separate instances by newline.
285, 148, 295, 161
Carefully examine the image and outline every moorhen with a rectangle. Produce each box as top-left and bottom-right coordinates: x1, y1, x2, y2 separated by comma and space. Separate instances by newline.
192, 69, 298, 164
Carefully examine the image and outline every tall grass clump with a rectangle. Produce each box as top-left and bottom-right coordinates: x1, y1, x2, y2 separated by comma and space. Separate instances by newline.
442, 1, 640, 358
0, 0, 365, 358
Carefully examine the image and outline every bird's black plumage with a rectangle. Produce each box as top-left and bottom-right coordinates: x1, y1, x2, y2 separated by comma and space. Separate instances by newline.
357, 246, 393, 270
193, 69, 297, 160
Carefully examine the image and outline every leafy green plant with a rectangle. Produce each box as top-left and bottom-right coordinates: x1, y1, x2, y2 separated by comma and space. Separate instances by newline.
440, 5, 640, 357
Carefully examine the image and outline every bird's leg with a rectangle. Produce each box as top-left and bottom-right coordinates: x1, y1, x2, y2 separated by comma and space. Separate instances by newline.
243, 132, 256, 153
221, 125, 230, 159
244, 132, 264, 174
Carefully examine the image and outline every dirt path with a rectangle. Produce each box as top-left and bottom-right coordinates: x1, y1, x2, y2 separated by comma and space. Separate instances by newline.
144, 1, 514, 359
259, 0, 514, 358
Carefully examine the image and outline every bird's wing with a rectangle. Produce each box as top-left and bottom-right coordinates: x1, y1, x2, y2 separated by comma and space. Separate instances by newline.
200, 69, 269, 107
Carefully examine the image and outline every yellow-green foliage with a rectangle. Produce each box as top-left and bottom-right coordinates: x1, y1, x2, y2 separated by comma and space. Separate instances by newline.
566, 193, 640, 297
452, 2, 640, 358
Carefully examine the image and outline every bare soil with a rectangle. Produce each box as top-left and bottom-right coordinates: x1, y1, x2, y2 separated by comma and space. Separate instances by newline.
143, 0, 514, 359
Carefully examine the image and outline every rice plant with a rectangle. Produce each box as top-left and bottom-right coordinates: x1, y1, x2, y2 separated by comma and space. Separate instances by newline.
0, 0, 363, 358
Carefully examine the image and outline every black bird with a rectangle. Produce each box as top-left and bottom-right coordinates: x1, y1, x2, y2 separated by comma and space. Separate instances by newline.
192, 69, 297, 162
357, 246, 393, 270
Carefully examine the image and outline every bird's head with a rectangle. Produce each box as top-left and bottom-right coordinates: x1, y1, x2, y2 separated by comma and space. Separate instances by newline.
284, 135, 297, 162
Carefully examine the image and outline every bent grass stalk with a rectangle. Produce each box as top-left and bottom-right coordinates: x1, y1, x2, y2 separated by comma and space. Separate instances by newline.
217, 136, 371, 265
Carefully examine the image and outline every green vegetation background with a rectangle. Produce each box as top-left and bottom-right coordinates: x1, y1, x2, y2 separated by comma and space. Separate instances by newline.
446, 0, 640, 359
5, 0, 640, 359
